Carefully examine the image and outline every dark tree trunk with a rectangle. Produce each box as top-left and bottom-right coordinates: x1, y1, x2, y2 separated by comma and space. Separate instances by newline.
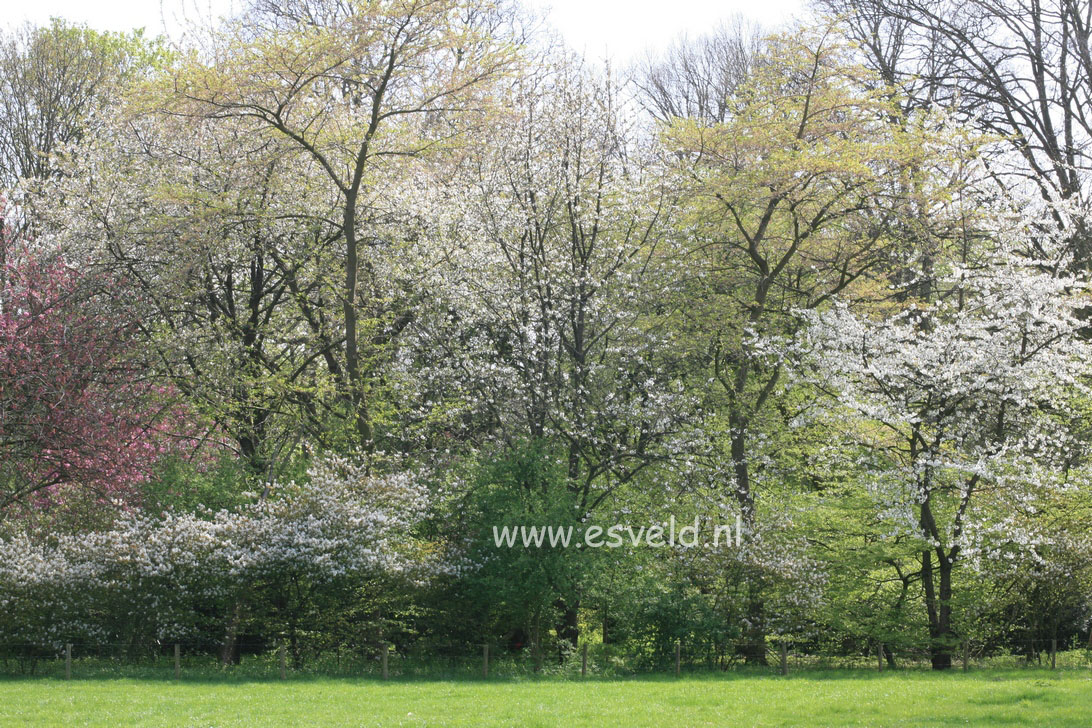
237, 433, 267, 479
922, 547, 954, 670
602, 613, 617, 645
555, 601, 579, 661
220, 604, 242, 665
730, 426, 767, 665
342, 194, 372, 450
290, 628, 301, 670
739, 589, 768, 665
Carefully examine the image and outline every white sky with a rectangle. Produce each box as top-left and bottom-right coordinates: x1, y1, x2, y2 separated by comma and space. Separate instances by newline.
2, 0, 810, 62
531, 0, 810, 60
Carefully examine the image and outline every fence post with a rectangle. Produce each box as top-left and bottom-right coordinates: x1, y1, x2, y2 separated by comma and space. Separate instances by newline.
581, 642, 588, 678
780, 642, 788, 676
1051, 638, 1057, 669
962, 641, 969, 672
279, 641, 287, 680
674, 641, 681, 677
174, 643, 180, 680
482, 643, 489, 678
877, 643, 884, 672
65, 644, 72, 680
381, 642, 389, 680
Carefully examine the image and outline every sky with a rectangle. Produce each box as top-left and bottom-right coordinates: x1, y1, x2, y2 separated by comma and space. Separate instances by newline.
530, 0, 810, 60
3, 0, 810, 62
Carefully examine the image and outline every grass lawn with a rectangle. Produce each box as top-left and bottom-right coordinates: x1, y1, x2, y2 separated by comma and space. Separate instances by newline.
3, 670, 1092, 727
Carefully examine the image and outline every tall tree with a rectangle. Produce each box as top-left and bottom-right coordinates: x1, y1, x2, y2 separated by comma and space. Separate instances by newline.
819, 0, 1092, 267
51, 107, 338, 479
634, 17, 764, 124
401, 53, 691, 649
664, 26, 974, 661
802, 205, 1092, 668
171, 0, 515, 449
0, 19, 158, 188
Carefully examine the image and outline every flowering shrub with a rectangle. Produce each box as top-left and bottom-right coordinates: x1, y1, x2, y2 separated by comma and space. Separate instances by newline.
0, 454, 434, 648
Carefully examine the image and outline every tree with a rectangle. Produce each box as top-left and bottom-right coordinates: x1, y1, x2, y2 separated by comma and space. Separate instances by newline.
801, 206, 1092, 668
170, 0, 516, 449
819, 0, 1092, 268
398, 53, 692, 650
634, 17, 764, 124
0, 201, 182, 515
52, 103, 340, 479
0, 19, 159, 188
662, 26, 969, 662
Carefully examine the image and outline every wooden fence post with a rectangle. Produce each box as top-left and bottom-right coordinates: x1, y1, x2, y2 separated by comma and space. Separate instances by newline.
1051, 639, 1057, 669
674, 641, 681, 677
381, 642, 389, 680
581, 643, 588, 678
279, 641, 287, 680
65, 644, 72, 680
780, 642, 788, 676
877, 643, 884, 672
962, 641, 969, 672
174, 643, 181, 680
482, 643, 489, 678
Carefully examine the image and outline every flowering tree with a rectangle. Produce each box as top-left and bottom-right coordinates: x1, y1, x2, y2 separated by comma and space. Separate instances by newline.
662, 25, 980, 663
0, 202, 179, 515
394, 54, 694, 648
414, 55, 689, 474
50, 104, 347, 478
801, 208, 1092, 668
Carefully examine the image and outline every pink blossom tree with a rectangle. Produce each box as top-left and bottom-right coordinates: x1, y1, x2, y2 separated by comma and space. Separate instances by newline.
0, 202, 182, 514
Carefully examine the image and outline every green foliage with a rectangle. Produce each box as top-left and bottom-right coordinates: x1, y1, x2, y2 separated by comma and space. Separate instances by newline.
452, 441, 589, 642
140, 455, 252, 514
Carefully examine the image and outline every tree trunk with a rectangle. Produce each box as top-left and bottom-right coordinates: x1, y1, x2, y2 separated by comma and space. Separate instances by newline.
730, 425, 767, 665
602, 612, 616, 645
220, 604, 242, 666
922, 547, 954, 669
555, 601, 579, 661
740, 588, 768, 665
290, 628, 301, 670
531, 620, 543, 673
342, 193, 372, 450
238, 433, 267, 480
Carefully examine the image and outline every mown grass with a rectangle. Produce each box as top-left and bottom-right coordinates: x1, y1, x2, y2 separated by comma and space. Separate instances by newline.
3, 668, 1092, 726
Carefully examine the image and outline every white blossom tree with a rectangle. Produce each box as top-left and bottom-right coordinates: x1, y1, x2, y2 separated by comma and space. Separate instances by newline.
800, 205, 1092, 668
393, 53, 695, 647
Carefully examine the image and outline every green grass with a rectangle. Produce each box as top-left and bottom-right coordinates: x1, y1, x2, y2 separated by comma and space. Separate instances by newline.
3, 670, 1092, 726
